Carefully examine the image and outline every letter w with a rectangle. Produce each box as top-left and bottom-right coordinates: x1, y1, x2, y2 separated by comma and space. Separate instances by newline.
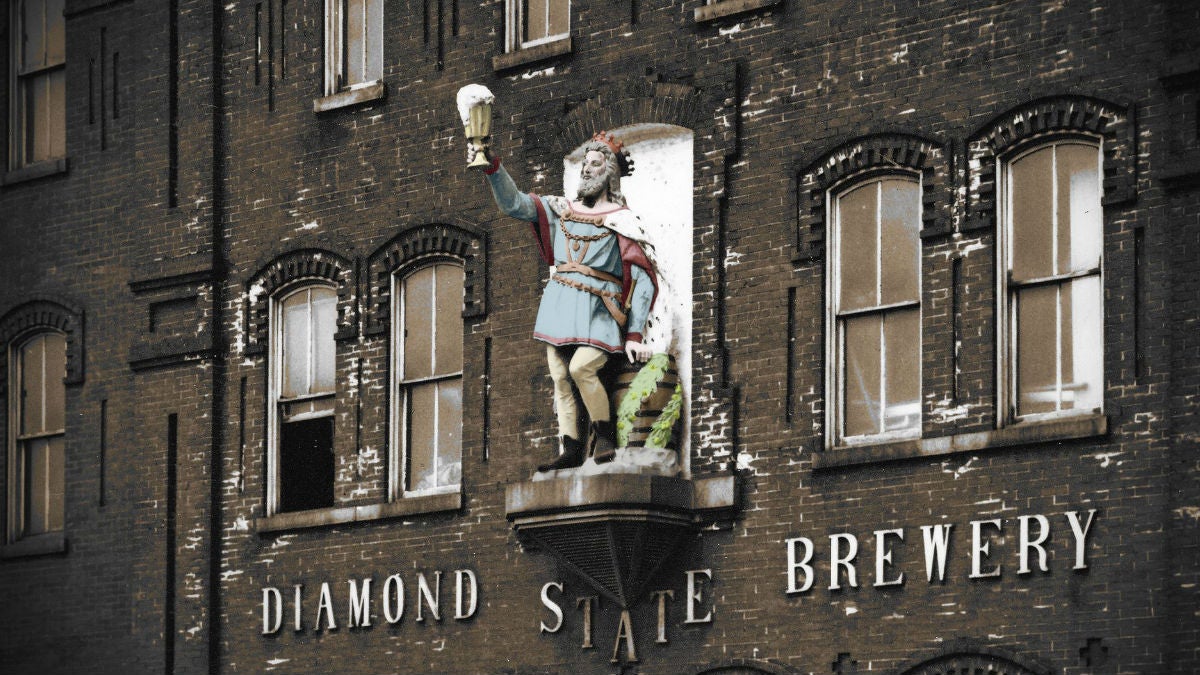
920, 524, 953, 583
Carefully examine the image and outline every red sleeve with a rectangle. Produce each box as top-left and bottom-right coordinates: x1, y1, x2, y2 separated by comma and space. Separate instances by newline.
617, 235, 659, 325
529, 194, 554, 265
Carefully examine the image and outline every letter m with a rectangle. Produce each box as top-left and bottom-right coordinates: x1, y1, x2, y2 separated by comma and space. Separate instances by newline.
348, 578, 373, 627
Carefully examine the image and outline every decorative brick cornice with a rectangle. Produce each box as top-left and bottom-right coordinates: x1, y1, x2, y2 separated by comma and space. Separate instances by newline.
0, 297, 85, 396
795, 133, 949, 262
243, 248, 357, 356
364, 222, 487, 336
965, 95, 1135, 231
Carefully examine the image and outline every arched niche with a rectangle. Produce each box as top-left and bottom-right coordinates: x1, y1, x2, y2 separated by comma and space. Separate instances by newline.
563, 122, 694, 475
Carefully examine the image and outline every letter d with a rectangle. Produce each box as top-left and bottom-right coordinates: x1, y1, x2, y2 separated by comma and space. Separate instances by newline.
262, 587, 283, 634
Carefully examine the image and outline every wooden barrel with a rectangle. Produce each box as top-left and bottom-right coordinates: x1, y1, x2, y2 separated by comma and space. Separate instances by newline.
611, 353, 682, 450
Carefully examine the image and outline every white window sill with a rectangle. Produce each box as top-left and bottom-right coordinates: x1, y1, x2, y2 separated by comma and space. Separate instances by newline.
256, 491, 462, 533
1, 531, 67, 559
313, 80, 386, 113
694, 0, 783, 23
492, 36, 572, 72
814, 413, 1108, 470
3, 157, 69, 186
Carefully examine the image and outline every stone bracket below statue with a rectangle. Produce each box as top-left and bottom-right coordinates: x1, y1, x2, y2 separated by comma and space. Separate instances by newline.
505, 473, 740, 608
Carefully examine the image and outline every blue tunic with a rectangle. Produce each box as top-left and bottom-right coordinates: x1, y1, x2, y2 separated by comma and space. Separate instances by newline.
486, 163, 654, 353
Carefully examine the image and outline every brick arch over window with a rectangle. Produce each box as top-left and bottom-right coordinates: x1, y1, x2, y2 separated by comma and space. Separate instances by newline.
244, 248, 356, 356
543, 76, 708, 159
888, 642, 1052, 675
364, 222, 487, 335
795, 133, 950, 262
695, 659, 799, 675
965, 94, 1135, 231
0, 297, 84, 396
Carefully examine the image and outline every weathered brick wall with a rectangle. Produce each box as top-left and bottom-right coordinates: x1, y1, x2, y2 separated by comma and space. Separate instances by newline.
2, 1, 1195, 674
0, 0, 218, 673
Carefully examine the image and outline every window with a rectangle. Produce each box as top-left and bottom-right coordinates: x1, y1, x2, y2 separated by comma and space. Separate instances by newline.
505, 0, 569, 51
7, 331, 65, 542
828, 176, 922, 445
393, 262, 463, 497
9, 0, 66, 170
1001, 140, 1103, 421
323, 0, 382, 96
270, 285, 337, 514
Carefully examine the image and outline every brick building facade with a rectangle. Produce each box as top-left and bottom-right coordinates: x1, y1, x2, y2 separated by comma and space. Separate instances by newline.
1, 1, 1198, 673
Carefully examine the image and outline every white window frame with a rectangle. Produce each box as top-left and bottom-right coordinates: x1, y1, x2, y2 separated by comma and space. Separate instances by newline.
8, 0, 66, 170
504, 0, 570, 52
390, 261, 464, 500
825, 172, 923, 448
266, 283, 337, 516
323, 0, 383, 96
997, 138, 1104, 425
7, 330, 66, 544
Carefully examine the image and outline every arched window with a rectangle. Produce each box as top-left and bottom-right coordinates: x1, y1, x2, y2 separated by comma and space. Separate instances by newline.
270, 284, 337, 514
828, 175, 922, 444
8, 331, 66, 541
1000, 140, 1103, 421
393, 262, 464, 497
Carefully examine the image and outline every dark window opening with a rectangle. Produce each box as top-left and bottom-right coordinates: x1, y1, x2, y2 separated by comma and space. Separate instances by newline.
278, 416, 334, 513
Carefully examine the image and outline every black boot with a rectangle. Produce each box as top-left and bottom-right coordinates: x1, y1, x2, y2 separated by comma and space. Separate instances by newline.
591, 420, 618, 463
538, 436, 586, 472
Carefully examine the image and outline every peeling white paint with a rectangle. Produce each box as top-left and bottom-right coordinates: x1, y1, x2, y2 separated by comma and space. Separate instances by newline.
1174, 506, 1200, 522
221, 569, 244, 581
298, 221, 319, 230
233, 516, 251, 532
735, 450, 754, 472
1094, 452, 1124, 468
942, 456, 977, 479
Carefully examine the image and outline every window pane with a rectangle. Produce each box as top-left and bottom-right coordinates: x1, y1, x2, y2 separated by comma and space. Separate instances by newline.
402, 267, 435, 380
843, 315, 882, 437
25, 74, 48, 163
1057, 143, 1102, 274
547, 0, 568, 37
346, 0, 366, 85
435, 264, 464, 375
43, 332, 66, 431
19, 336, 46, 435
311, 287, 337, 394
837, 182, 879, 312
25, 438, 49, 534
46, 0, 65, 66
47, 68, 65, 158
46, 436, 65, 531
21, 0, 47, 70
1010, 147, 1054, 282
883, 308, 920, 433
1016, 285, 1058, 416
879, 179, 920, 305
1061, 275, 1103, 412
281, 291, 311, 398
364, 0, 383, 81
524, 0, 548, 42
436, 380, 463, 488
407, 384, 437, 491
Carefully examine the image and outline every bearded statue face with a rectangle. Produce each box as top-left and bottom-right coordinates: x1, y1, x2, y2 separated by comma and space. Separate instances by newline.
576, 149, 611, 202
